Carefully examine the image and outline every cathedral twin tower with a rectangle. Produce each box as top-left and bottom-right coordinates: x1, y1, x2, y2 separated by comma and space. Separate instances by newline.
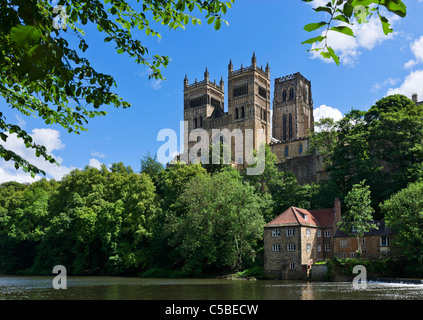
183, 53, 319, 183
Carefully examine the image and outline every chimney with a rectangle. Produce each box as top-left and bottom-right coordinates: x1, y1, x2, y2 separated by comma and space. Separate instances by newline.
334, 197, 342, 226
412, 93, 418, 103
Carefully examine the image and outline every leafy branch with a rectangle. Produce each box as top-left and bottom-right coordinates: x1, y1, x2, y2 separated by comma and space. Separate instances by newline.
301, 0, 406, 65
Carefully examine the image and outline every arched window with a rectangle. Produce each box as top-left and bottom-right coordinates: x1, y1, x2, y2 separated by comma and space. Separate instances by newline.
283, 115, 287, 141
194, 118, 197, 129
289, 88, 294, 100
241, 106, 245, 118
284, 146, 289, 157
289, 113, 293, 139
299, 143, 303, 154
235, 108, 239, 119
282, 89, 287, 101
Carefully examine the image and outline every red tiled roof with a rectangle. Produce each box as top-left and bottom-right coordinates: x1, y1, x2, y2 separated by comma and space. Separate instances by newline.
265, 206, 335, 228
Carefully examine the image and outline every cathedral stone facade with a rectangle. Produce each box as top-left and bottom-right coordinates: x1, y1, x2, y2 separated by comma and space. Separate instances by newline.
182, 53, 326, 185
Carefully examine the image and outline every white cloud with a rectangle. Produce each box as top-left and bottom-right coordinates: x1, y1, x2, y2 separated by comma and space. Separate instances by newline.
372, 77, 400, 92
404, 59, 418, 69
386, 69, 423, 100
310, 15, 398, 66
410, 35, 423, 62
90, 151, 106, 158
88, 158, 103, 169
314, 105, 343, 122
0, 128, 76, 184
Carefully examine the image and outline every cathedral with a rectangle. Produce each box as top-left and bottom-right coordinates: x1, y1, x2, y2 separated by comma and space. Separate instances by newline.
182, 53, 327, 185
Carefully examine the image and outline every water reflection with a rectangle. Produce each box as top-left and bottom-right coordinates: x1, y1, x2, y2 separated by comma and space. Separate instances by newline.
1, 276, 423, 300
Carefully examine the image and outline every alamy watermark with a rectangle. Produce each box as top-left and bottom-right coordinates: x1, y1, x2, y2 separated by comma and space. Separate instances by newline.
352, 265, 367, 290
157, 121, 266, 175
52, 265, 67, 289
52, 5, 68, 30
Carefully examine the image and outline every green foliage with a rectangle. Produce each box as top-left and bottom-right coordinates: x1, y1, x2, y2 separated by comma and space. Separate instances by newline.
164, 170, 265, 276
0, 0, 233, 176
381, 181, 423, 271
302, 0, 407, 65
339, 179, 375, 237
313, 95, 423, 217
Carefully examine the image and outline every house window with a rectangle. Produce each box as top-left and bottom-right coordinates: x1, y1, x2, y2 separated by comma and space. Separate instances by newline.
340, 239, 348, 248
289, 262, 295, 270
272, 229, 281, 237
317, 245, 322, 252
287, 244, 296, 251
284, 146, 289, 157
299, 143, 303, 154
272, 244, 281, 252
338, 253, 346, 259
350, 252, 357, 258
380, 236, 390, 247
286, 228, 295, 237
324, 230, 331, 238
317, 230, 321, 237
362, 238, 366, 246
325, 244, 331, 251
306, 229, 311, 237
306, 244, 311, 252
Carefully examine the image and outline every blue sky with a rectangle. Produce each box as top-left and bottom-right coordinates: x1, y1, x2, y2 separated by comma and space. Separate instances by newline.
2, 0, 423, 183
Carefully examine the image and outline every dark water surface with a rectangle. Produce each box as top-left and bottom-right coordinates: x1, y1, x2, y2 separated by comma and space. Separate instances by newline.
1, 276, 423, 300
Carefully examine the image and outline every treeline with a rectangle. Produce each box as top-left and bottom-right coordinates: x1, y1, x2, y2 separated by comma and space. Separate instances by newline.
1, 94, 423, 277
0, 150, 322, 277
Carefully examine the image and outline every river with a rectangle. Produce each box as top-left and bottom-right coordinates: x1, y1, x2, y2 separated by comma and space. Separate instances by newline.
1, 276, 423, 300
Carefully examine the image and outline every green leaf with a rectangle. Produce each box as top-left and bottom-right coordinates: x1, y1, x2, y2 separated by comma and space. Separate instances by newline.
301, 35, 325, 44
304, 21, 328, 32
330, 25, 354, 37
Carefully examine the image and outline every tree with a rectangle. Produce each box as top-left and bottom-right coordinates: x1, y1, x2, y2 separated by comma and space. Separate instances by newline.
381, 181, 423, 275
34, 164, 159, 275
338, 179, 375, 255
315, 95, 423, 216
0, 0, 234, 176
302, 0, 407, 65
140, 152, 164, 183
164, 170, 265, 275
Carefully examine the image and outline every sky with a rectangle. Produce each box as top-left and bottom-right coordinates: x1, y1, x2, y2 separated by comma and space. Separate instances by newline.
1, 0, 423, 183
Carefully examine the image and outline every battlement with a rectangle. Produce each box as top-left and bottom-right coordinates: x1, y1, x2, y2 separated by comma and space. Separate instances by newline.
184, 79, 224, 91
276, 72, 311, 84
230, 65, 269, 78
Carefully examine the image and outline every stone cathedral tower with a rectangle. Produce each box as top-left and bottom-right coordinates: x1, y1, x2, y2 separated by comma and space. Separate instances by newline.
272, 73, 314, 142
227, 52, 271, 151
179, 55, 324, 185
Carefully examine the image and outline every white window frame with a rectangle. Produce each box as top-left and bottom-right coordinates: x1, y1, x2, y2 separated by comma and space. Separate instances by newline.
286, 228, 295, 237
272, 229, 281, 237
289, 262, 295, 270
324, 230, 331, 238
317, 245, 322, 252
362, 238, 366, 246
317, 230, 321, 237
306, 244, 311, 252
340, 239, 348, 248
325, 244, 331, 251
287, 243, 296, 251
306, 229, 311, 237
272, 244, 281, 252
380, 236, 390, 247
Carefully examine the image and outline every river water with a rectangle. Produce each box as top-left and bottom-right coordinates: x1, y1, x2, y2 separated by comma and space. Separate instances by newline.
1, 276, 423, 300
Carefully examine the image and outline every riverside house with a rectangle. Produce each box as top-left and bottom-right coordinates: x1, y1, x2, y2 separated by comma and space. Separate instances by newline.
264, 199, 395, 280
